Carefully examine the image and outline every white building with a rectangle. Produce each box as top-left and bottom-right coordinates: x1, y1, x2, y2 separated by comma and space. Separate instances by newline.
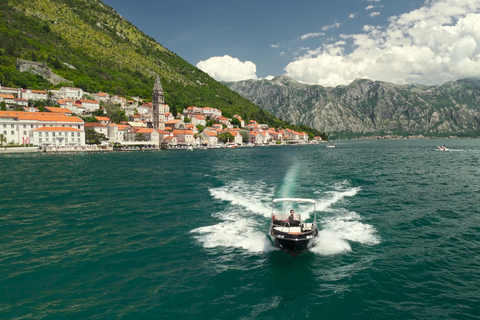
20, 89, 48, 101
107, 123, 129, 142
56, 87, 84, 100
0, 111, 85, 146
84, 123, 108, 137
29, 127, 85, 146
75, 99, 100, 112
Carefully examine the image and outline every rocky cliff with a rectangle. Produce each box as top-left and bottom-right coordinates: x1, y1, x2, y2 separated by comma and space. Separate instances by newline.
224, 76, 480, 137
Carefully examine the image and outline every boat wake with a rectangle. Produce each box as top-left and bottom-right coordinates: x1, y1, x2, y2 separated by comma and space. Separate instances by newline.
312, 182, 380, 255
190, 181, 275, 254
191, 180, 380, 256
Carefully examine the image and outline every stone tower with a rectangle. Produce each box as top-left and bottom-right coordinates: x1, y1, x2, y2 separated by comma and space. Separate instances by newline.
152, 75, 165, 130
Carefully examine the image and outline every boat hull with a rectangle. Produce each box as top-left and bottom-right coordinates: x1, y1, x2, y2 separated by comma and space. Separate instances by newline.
270, 228, 318, 257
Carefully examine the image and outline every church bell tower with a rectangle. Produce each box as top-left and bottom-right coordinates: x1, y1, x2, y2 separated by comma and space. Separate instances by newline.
152, 75, 165, 130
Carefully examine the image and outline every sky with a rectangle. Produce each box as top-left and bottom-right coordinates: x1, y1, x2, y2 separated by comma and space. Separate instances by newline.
101, 0, 480, 87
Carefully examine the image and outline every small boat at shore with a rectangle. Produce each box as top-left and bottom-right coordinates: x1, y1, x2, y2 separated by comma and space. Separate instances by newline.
269, 198, 319, 257
437, 145, 449, 151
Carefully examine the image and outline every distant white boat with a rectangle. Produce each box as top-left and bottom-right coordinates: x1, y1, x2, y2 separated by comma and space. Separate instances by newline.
326, 143, 336, 148
437, 145, 449, 151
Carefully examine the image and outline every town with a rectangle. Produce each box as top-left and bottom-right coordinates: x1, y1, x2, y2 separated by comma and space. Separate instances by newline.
0, 75, 322, 152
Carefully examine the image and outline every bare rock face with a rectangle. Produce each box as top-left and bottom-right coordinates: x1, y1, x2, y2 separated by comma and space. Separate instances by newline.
224, 76, 480, 136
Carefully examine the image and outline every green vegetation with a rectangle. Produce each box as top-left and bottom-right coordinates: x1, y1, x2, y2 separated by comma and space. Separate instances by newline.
0, 0, 323, 138
85, 128, 108, 144
0, 133, 6, 146
217, 132, 234, 143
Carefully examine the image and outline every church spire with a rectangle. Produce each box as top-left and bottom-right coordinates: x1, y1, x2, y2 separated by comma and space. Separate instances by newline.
152, 75, 165, 131
153, 74, 163, 93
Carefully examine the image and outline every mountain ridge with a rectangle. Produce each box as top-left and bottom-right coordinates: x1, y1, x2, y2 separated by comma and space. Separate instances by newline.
223, 76, 480, 137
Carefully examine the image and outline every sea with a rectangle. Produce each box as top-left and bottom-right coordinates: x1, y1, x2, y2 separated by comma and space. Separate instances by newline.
1, 139, 480, 319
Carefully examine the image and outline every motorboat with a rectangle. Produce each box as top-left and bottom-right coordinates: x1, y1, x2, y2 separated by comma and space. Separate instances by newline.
326, 143, 336, 148
269, 198, 319, 257
437, 145, 449, 151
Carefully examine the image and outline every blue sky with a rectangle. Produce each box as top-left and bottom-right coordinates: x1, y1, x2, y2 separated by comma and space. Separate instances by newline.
102, 0, 480, 86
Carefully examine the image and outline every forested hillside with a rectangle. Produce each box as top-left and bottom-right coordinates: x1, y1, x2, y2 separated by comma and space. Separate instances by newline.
0, 0, 324, 137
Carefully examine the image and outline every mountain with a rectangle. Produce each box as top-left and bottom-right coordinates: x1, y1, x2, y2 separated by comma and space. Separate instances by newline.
0, 0, 320, 135
224, 76, 480, 137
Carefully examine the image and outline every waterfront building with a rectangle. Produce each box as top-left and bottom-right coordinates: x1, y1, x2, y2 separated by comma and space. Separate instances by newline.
0, 111, 84, 146
200, 131, 218, 146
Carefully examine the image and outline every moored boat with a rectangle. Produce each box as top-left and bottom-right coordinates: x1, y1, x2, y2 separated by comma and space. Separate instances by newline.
269, 198, 319, 257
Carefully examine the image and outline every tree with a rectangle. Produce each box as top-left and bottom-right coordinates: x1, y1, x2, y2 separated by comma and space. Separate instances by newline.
0, 134, 6, 147
196, 125, 205, 133
239, 130, 250, 143
217, 132, 234, 143
134, 133, 148, 141
85, 129, 108, 144
108, 109, 128, 124
231, 117, 241, 127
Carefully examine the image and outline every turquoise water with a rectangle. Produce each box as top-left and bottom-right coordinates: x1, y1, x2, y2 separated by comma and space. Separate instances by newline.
1, 139, 480, 319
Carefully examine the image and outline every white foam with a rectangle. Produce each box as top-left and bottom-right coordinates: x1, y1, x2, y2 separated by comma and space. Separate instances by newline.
311, 230, 351, 255
193, 179, 380, 256
209, 181, 273, 218
310, 183, 380, 255
191, 209, 276, 253
321, 209, 380, 245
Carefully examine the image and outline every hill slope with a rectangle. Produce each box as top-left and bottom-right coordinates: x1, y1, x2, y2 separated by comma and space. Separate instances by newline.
0, 0, 321, 135
224, 76, 480, 137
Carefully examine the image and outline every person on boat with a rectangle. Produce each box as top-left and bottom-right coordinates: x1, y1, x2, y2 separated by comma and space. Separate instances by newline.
289, 210, 295, 223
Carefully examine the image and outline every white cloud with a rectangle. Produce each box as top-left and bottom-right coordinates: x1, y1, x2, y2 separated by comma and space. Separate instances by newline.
270, 43, 280, 48
366, 5, 375, 10
370, 11, 380, 17
321, 22, 341, 31
196, 55, 258, 82
301, 32, 325, 40
349, 13, 358, 18
284, 0, 480, 86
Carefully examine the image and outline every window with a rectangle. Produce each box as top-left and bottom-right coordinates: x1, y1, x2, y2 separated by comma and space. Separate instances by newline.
23, 124, 26, 128
52, 132, 55, 137
23, 131, 26, 135
11, 131, 14, 135
3, 130, 6, 134
3, 124, 6, 128
71, 132, 74, 137
39, 138, 42, 143
11, 124, 14, 128
39, 132, 42, 137
46, 132, 49, 137
31, 125, 33, 128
